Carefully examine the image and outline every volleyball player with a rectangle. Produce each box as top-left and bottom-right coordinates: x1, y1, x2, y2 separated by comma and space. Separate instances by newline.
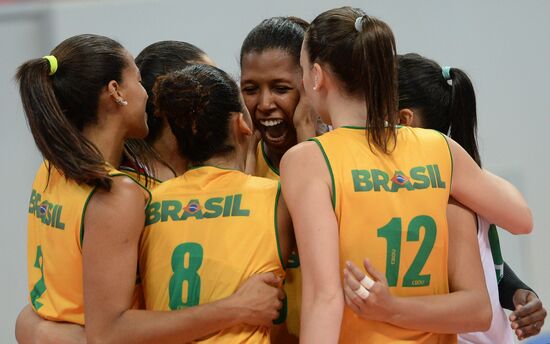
240, 16, 321, 342
139, 63, 293, 343
15, 35, 286, 344
394, 53, 546, 342
122, 40, 215, 185
280, 7, 533, 343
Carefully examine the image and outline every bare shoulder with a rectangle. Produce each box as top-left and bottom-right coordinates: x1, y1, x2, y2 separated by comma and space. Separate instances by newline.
84, 176, 147, 239
92, 175, 148, 206
280, 140, 333, 200
280, 140, 324, 172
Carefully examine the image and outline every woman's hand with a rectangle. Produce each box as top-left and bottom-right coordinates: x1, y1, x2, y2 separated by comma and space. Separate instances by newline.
230, 272, 285, 327
292, 93, 317, 143
342, 259, 396, 323
510, 289, 547, 340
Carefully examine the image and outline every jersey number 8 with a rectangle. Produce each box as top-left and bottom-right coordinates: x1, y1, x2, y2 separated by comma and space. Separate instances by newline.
169, 242, 203, 310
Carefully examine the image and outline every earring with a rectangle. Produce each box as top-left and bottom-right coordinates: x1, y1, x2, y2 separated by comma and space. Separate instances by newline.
116, 99, 128, 106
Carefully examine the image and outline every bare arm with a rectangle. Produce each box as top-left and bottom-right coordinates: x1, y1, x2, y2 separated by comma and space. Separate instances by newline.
343, 199, 491, 333
83, 177, 283, 344
280, 142, 343, 344
447, 137, 532, 234
15, 305, 85, 344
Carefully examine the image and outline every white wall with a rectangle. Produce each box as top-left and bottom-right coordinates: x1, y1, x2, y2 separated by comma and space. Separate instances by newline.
0, 4, 52, 343
1, 0, 548, 342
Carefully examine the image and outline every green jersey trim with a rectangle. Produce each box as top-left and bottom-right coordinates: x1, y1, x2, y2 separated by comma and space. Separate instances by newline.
80, 187, 98, 250
110, 173, 153, 207
261, 141, 280, 176
339, 125, 404, 130
273, 182, 287, 325
309, 138, 336, 209
341, 125, 366, 130
274, 182, 285, 269
186, 165, 241, 173
80, 173, 152, 248
488, 224, 504, 283
118, 166, 163, 185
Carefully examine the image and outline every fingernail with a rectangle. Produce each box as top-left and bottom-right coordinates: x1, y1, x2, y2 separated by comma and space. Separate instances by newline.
517, 330, 522, 336
510, 314, 516, 321
346, 261, 351, 267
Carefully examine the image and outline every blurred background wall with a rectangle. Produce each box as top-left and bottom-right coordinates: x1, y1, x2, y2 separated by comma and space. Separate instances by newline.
1, 0, 548, 342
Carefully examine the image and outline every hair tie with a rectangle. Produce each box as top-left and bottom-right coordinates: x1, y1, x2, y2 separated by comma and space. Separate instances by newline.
442, 66, 452, 80
43, 55, 58, 76
354, 17, 364, 32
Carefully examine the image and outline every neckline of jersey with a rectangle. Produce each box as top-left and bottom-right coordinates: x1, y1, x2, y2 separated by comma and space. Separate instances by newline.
339, 125, 404, 130
186, 164, 241, 173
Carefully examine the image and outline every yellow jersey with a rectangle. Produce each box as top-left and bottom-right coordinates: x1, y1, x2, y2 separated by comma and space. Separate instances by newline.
255, 141, 280, 180
27, 162, 149, 324
254, 143, 301, 339
140, 166, 285, 344
313, 126, 455, 344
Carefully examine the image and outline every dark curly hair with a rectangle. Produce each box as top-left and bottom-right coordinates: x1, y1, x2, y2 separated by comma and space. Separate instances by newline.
153, 64, 244, 164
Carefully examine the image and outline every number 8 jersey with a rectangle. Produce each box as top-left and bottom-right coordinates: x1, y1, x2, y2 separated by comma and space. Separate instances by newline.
312, 126, 455, 344
139, 166, 285, 344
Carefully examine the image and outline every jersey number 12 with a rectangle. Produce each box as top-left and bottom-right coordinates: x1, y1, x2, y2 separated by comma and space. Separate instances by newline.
377, 215, 436, 287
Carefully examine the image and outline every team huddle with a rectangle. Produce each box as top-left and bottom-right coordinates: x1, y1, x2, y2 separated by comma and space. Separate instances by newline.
15, 6, 547, 344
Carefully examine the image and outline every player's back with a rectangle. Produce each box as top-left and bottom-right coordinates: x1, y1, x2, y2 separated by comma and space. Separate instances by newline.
313, 126, 456, 343
27, 162, 147, 324
27, 162, 95, 324
140, 165, 284, 343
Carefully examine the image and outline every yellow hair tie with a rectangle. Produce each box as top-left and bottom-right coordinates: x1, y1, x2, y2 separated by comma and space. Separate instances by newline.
43, 55, 58, 75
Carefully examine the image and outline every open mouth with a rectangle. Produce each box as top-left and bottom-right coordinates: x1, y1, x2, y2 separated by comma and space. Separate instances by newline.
259, 119, 288, 144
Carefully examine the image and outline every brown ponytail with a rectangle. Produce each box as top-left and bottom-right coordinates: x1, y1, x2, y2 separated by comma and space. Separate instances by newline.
16, 34, 129, 189
306, 7, 398, 153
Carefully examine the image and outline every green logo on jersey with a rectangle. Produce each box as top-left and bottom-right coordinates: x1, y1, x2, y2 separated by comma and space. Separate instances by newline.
28, 189, 66, 230
352, 164, 446, 193
146, 193, 251, 225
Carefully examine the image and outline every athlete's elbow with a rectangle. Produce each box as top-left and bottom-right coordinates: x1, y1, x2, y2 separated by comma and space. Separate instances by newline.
304, 286, 344, 314
86, 330, 118, 344
478, 301, 493, 332
513, 207, 533, 235
501, 207, 533, 235
86, 336, 106, 344
520, 208, 534, 234
468, 295, 492, 332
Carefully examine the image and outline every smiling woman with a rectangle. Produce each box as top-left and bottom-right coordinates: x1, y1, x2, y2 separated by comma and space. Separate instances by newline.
240, 16, 315, 343
241, 48, 301, 155
240, 16, 316, 177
